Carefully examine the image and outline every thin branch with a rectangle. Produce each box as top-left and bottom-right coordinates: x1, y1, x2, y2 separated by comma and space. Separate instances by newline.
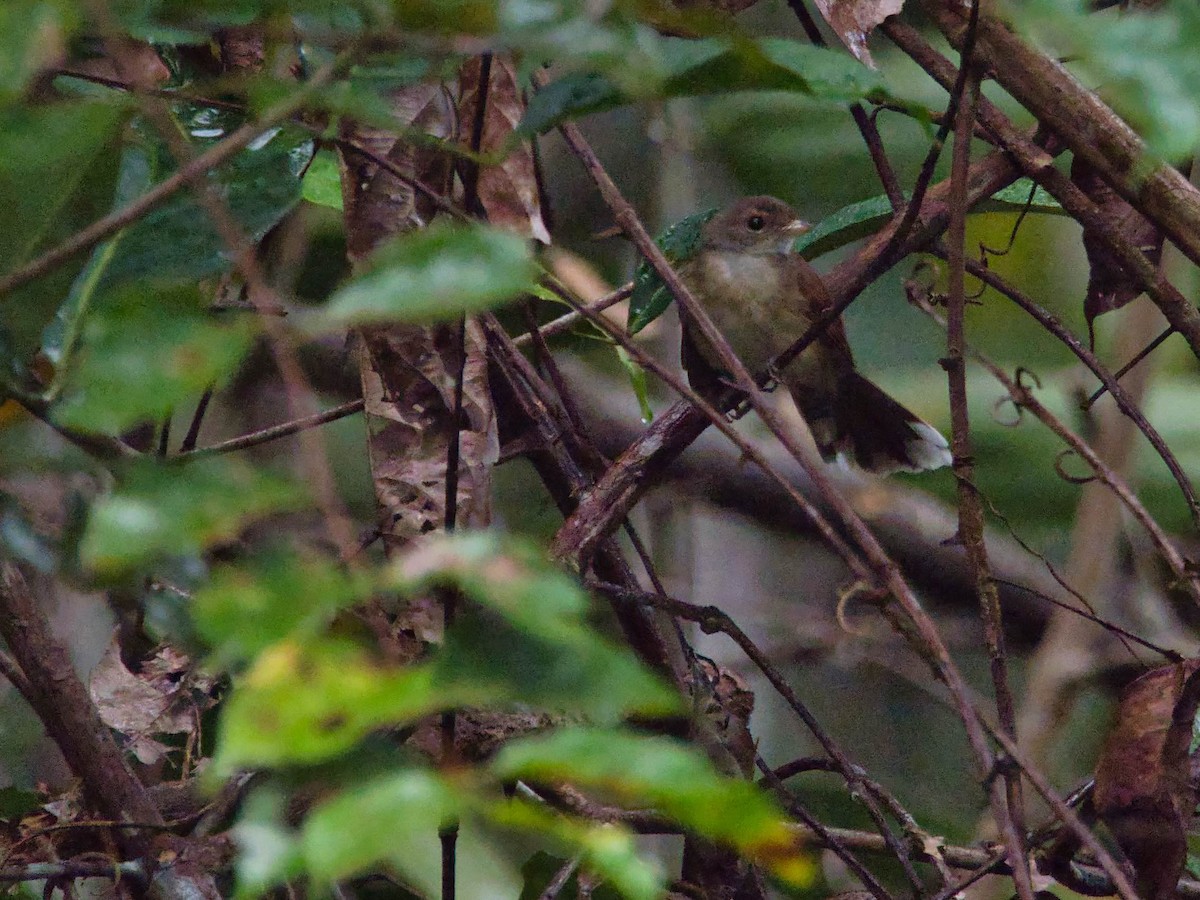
0, 859, 147, 883
908, 2, 1200, 367
942, 12, 1030, 893
913, 288, 1200, 607
0, 564, 166, 852
513, 283, 633, 349
5, 387, 139, 462
182, 399, 364, 457
941, 248, 1200, 533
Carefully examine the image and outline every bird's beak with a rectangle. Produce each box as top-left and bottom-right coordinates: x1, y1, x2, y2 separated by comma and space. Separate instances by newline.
782, 218, 811, 236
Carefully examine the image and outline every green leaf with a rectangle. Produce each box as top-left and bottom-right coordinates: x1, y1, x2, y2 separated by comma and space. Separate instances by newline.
193, 548, 374, 664
435, 614, 680, 724
0, 1, 78, 104
520, 37, 884, 135
231, 787, 304, 900
795, 179, 1063, 259
97, 106, 314, 287
1022, 0, 1200, 161
627, 208, 716, 335
493, 728, 816, 888
616, 347, 653, 424
301, 768, 459, 889
213, 637, 496, 771
301, 148, 343, 210
390, 534, 680, 720
308, 221, 537, 330
79, 457, 301, 575
52, 283, 256, 434
388, 532, 589, 638
0, 99, 127, 277
501, 806, 661, 900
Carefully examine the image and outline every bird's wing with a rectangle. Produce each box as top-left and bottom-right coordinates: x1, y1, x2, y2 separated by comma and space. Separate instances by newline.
789, 255, 855, 361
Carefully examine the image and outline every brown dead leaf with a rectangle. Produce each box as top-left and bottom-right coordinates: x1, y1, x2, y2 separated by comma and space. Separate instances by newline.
458, 55, 550, 243
356, 320, 497, 551
811, 0, 903, 67
338, 82, 459, 262
339, 80, 498, 569
1092, 658, 1200, 900
89, 638, 215, 766
1072, 157, 1164, 344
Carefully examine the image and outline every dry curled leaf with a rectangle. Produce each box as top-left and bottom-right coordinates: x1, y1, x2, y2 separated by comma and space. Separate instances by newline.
339, 80, 498, 573
356, 320, 497, 550
1092, 659, 1200, 900
89, 638, 214, 766
458, 55, 550, 243
812, 0, 904, 67
1071, 157, 1163, 344
339, 81, 459, 261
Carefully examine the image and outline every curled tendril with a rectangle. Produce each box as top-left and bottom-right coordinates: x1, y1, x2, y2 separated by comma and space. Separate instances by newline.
992, 367, 1042, 426
835, 580, 885, 636
1054, 447, 1096, 485
991, 394, 1024, 427
1014, 366, 1042, 391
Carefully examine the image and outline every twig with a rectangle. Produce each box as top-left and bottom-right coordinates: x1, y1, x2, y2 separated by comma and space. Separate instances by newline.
885, 19, 1200, 529
546, 73, 1033, 850
757, 759, 897, 900
1084, 325, 1173, 407
513, 283, 633, 348
0, 565, 167, 855
181, 395, 364, 459
536, 858, 580, 900
941, 249, 1200, 532
914, 290, 1200, 607
178, 388, 214, 454
941, 10, 1030, 893
5, 387, 139, 462
0, 859, 147, 883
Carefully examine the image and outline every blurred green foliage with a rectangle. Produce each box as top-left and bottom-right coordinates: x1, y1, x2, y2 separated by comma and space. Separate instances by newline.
1, 0, 1198, 896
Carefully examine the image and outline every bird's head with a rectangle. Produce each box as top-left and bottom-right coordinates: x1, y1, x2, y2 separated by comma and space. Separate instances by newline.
699, 195, 810, 255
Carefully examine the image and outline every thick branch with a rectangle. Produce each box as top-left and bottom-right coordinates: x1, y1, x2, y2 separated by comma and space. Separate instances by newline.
919, 0, 1200, 359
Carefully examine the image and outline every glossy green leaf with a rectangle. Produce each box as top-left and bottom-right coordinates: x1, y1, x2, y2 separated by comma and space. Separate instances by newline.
520, 37, 885, 135
493, 728, 816, 888
628, 180, 1063, 333
308, 221, 537, 330
301, 148, 343, 210
98, 107, 314, 287
627, 208, 716, 335
80, 457, 300, 575
0, 100, 126, 277
52, 284, 256, 434
193, 548, 374, 663
795, 179, 1062, 259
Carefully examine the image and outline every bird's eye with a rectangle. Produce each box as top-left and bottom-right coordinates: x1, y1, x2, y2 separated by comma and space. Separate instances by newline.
747, 215, 765, 231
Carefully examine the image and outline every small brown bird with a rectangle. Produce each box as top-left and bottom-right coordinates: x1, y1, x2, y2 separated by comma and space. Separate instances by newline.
677, 195, 950, 474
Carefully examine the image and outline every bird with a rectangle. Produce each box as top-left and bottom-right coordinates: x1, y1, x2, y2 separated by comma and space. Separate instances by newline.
676, 195, 951, 475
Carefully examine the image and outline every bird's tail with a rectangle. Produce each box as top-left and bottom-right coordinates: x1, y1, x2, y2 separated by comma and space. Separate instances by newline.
796, 371, 951, 475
